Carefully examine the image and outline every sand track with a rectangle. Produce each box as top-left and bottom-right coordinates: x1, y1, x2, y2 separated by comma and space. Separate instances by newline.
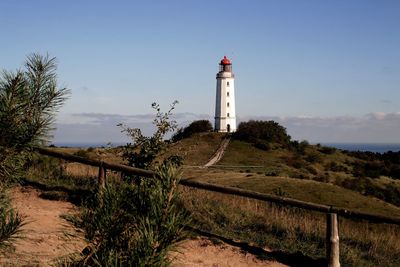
0, 186, 86, 266
1, 186, 286, 266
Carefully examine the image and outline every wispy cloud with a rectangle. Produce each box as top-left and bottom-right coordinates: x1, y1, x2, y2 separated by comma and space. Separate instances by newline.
381, 99, 392, 104
53, 112, 400, 144
241, 112, 400, 143
53, 112, 212, 143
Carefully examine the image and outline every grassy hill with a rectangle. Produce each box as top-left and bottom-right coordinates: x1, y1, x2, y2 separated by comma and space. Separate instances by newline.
47, 133, 400, 216
166, 134, 400, 214
27, 132, 400, 266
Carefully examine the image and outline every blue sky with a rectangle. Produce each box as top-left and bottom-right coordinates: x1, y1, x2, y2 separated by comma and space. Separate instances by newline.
1, 0, 399, 143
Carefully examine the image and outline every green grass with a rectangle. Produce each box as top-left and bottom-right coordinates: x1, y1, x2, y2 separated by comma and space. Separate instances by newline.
183, 168, 400, 217
158, 132, 225, 166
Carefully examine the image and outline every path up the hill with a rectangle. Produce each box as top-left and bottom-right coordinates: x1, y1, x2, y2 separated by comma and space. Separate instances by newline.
204, 137, 231, 167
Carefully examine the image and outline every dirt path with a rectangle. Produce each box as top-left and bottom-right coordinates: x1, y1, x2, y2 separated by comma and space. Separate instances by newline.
1, 186, 287, 266
204, 137, 231, 167
0, 186, 86, 266
172, 237, 287, 267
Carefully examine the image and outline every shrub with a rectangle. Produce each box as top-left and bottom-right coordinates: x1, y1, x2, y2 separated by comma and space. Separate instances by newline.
318, 146, 336, 155
0, 189, 24, 251
69, 102, 190, 265
352, 160, 385, 179
234, 120, 291, 146
265, 169, 279, 176
304, 152, 322, 163
172, 120, 212, 142
283, 155, 304, 169
325, 162, 348, 172
76, 164, 190, 266
118, 101, 179, 170
254, 141, 270, 151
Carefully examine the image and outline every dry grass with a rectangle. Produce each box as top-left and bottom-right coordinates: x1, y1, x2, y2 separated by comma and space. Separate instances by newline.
181, 187, 400, 266
25, 141, 400, 266
182, 168, 400, 217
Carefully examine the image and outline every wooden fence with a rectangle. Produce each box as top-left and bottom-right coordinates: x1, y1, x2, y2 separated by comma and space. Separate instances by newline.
34, 146, 400, 267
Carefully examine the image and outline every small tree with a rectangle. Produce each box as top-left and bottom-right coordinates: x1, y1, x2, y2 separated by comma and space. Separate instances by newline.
118, 101, 179, 169
0, 53, 68, 250
0, 53, 69, 182
75, 102, 190, 266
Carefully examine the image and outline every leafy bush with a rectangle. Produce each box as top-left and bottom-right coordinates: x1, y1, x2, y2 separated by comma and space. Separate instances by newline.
172, 120, 212, 142
340, 177, 400, 206
254, 141, 270, 151
352, 160, 386, 179
318, 146, 336, 155
67, 102, 190, 266
76, 164, 190, 266
341, 150, 400, 179
119, 101, 179, 170
234, 120, 291, 146
325, 162, 348, 172
290, 140, 310, 154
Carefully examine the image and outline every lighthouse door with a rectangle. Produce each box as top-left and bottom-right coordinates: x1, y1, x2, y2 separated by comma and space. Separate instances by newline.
227, 124, 231, 133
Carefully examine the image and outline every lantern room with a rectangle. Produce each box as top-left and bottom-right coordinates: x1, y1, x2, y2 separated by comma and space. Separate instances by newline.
219, 56, 232, 72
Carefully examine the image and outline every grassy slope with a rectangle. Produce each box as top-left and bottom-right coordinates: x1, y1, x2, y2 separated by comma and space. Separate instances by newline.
158, 132, 224, 166
183, 168, 400, 217
165, 135, 400, 217
35, 134, 400, 266
49, 135, 400, 216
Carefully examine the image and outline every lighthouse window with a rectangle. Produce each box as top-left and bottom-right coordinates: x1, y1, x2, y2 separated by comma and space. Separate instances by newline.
227, 113, 230, 117
227, 102, 230, 107
227, 92, 229, 97
227, 81, 230, 87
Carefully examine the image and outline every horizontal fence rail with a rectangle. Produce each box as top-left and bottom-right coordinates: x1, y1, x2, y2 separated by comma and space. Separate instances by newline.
34, 146, 400, 225
33, 146, 400, 267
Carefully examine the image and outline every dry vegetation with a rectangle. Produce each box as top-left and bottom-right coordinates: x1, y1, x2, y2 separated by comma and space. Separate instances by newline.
22, 132, 400, 266
181, 187, 400, 267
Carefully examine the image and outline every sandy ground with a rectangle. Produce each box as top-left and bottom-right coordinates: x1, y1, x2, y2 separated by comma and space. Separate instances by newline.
0, 186, 86, 266
1, 186, 287, 266
172, 237, 287, 267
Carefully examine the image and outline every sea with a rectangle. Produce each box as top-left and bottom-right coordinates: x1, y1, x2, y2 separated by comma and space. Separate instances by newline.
53, 142, 400, 153
321, 143, 400, 153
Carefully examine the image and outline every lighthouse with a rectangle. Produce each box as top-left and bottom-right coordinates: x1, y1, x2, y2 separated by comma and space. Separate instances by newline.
215, 56, 236, 132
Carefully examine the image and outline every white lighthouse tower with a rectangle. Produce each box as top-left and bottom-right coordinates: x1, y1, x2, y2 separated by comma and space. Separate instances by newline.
215, 56, 236, 132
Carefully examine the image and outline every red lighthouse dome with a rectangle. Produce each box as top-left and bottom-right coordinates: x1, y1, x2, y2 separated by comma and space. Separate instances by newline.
220, 56, 231, 65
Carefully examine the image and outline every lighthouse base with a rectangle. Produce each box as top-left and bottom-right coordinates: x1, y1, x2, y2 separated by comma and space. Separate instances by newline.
214, 117, 236, 133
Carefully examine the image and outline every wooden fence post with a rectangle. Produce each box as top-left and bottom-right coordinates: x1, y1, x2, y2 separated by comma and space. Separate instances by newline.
98, 162, 106, 192
326, 213, 340, 267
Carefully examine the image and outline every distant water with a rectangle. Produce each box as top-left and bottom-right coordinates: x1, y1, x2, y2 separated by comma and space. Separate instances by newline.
53, 142, 400, 153
322, 143, 400, 153
52, 142, 126, 148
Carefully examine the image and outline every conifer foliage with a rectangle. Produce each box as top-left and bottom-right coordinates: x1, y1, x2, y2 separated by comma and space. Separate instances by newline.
0, 54, 68, 251
0, 53, 69, 182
